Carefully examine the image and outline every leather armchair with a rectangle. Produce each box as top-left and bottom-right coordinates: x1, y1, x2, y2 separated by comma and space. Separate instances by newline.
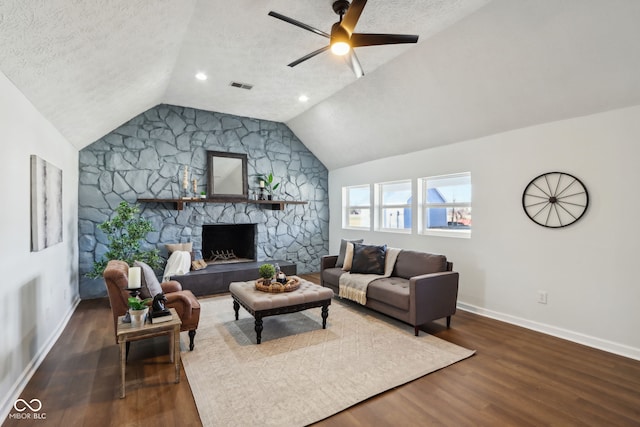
103, 260, 200, 350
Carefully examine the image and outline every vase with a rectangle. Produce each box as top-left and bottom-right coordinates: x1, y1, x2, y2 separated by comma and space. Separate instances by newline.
267, 195, 272, 200
129, 307, 149, 328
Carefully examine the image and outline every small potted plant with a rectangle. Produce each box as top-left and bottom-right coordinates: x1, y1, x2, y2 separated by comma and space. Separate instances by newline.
258, 173, 279, 200
128, 296, 151, 328
200, 190, 207, 199
258, 263, 276, 285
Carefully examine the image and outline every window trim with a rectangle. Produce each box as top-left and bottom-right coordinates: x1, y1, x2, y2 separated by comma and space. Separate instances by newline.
342, 184, 372, 230
418, 172, 472, 239
375, 179, 413, 234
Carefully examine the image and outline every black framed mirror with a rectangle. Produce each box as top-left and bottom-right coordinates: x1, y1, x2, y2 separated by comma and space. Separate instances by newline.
207, 151, 248, 199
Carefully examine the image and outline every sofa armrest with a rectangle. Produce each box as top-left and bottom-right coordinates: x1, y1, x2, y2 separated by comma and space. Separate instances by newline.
161, 280, 183, 293
321, 255, 338, 271
409, 271, 459, 325
165, 290, 200, 318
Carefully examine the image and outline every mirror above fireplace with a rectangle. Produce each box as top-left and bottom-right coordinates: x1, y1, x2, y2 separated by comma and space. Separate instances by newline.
207, 151, 247, 199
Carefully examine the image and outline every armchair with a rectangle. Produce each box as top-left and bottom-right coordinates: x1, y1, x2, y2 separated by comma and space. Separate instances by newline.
103, 260, 200, 350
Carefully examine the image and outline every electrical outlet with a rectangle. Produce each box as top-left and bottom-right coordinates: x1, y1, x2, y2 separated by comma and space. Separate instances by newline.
537, 290, 548, 304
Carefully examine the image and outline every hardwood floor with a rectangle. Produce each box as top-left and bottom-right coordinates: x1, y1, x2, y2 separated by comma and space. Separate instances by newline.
4, 273, 640, 426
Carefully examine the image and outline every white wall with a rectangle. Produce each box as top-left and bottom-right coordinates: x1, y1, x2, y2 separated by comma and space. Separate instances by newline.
329, 105, 640, 360
0, 71, 79, 416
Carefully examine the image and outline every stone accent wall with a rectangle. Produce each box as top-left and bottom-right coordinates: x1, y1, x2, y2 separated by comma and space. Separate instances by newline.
78, 104, 329, 298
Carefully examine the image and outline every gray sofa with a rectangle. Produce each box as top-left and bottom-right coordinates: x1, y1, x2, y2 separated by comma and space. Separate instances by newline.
321, 249, 459, 335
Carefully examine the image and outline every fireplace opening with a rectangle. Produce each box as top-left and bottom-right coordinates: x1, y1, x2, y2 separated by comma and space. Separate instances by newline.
202, 224, 256, 264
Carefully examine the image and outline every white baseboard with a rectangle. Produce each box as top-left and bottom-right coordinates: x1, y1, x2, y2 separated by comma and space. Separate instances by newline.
1, 296, 81, 421
457, 301, 640, 361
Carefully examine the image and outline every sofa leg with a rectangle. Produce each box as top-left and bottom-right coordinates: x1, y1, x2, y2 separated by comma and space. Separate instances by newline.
188, 330, 196, 351
414, 326, 420, 336
446, 316, 451, 328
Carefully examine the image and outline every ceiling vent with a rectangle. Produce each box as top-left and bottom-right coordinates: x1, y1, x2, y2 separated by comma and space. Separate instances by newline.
230, 81, 253, 90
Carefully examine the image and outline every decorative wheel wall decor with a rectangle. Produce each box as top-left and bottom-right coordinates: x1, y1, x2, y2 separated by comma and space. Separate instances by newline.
522, 172, 589, 228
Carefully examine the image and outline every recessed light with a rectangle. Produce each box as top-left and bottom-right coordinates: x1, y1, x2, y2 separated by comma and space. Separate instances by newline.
195, 72, 207, 81
298, 95, 309, 102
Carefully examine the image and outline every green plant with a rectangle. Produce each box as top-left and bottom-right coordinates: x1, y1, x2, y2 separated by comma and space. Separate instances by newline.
200, 190, 206, 195
86, 201, 161, 278
258, 173, 280, 196
258, 263, 276, 280
128, 297, 152, 310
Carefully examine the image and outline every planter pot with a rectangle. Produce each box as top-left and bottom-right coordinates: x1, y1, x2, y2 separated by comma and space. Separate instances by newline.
129, 307, 149, 328
267, 195, 273, 200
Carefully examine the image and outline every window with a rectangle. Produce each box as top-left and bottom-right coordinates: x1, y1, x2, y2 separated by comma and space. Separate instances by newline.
419, 172, 471, 237
376, 180, 412, 232
343, 185, 371, 229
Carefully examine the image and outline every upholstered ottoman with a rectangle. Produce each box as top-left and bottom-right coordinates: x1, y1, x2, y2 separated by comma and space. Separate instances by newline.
229, 277, 334, 344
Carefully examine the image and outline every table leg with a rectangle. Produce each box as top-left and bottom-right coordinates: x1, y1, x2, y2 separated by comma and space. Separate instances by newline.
321, 303, 329, 329
173, 325, 180, 383
169, 329, 175, 364
233, 299, 240, 320
119, 340, 126, 398
254, 315, 263, 344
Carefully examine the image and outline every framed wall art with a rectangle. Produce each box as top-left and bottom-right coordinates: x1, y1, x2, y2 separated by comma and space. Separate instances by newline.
30, 155, 63, 251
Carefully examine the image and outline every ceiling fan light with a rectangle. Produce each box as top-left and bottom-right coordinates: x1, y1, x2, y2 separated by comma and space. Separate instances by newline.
331, 41, 350, 56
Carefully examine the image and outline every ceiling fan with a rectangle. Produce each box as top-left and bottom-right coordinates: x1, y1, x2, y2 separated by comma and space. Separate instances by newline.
268, 0, 419, 78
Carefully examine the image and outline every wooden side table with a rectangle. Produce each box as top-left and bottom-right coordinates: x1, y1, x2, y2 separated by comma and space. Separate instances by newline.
116, 307, 182, 398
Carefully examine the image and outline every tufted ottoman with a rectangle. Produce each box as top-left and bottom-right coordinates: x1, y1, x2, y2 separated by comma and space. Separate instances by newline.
229, 277, 334, 344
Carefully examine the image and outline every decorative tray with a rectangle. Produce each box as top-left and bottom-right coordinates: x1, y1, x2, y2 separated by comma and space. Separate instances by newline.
255, 277, 300, 293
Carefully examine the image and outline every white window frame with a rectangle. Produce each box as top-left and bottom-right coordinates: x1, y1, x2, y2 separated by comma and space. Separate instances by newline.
342, 184, 372, 230
375, 179, 413, 234
418, 172, 471, 239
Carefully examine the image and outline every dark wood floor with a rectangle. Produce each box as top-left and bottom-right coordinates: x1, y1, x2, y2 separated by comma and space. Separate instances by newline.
4, 273, 640, 426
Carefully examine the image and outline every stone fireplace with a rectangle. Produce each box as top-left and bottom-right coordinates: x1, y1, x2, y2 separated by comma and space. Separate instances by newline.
202, 224, 256, 263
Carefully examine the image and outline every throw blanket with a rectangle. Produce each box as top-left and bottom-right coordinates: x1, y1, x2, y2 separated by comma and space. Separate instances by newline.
339, 247, 401, 305
163, 250, 191, 282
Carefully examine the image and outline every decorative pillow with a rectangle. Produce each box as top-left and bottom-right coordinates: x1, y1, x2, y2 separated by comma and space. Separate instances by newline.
134, 260, 163, 299
335, 238, 364, 267
165, 242, 193, 254
342, 242, 355, 271
350, 243, 388, 275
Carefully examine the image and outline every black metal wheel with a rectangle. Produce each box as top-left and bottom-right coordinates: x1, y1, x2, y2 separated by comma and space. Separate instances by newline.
522, 172, 589, 228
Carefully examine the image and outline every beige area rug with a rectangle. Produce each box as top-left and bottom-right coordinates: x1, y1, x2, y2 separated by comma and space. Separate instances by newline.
181, 295, 475, 427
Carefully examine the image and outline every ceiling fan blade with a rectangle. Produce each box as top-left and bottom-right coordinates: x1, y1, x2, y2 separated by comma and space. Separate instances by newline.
287, 45, 331, 67
268, 11, 330, 38
344, 49, 364, 78
351, 33, 419, 47
340, 0, 367, 35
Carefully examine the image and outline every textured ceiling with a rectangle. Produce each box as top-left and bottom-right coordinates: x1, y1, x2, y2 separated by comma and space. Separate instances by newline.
0, 0, 487, 153
1, 1, 640, 170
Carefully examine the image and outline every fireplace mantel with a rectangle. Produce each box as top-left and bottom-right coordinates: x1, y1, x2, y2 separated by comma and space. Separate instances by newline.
137, 197, 307, 211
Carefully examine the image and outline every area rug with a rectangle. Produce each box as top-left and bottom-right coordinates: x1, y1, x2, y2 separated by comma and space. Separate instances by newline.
180, 295, 475, 427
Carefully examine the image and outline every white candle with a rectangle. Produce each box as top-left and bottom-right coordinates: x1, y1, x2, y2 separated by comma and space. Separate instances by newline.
128, 266, 141, 288
182, 166, 189, 190
259, 180, 265, 188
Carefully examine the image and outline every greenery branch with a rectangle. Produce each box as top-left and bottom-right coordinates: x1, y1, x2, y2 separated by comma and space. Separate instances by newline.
86, 201, 161, 278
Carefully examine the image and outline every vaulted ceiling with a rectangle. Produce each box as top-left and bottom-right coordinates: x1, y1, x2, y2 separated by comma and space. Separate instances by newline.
1, 0, 640, 170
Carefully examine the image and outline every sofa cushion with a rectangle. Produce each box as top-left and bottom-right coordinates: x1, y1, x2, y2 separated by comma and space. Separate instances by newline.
393, 250, 447, 279
335, 238, 363, 268
342, 242, 355, 271
367, 277, 410, 311
134, 260, 163, 299
165, 242, 192, 254
351, 243, 387, 275
322, 267, 345, 288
